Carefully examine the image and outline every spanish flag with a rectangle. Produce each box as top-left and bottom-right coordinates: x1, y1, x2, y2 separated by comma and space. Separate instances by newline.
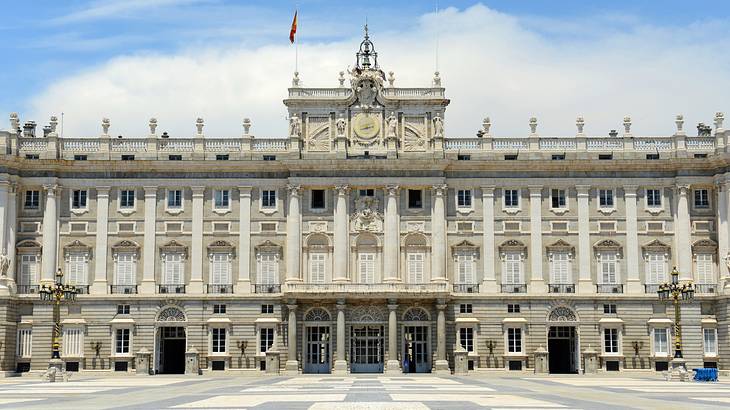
289, 10, 297, 44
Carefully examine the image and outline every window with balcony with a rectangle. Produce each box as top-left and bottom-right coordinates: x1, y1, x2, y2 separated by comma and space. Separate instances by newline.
115, 252, 136, 286
455, 251, 475, 284
163, 253, 184, 286
65, 252, 88, 286
694, 189, 710, 209
503, 252, 523, 284
19, 254, 39, 288
24, 190, 40, 210
599, 252, 618, 284
549, 251, 571, 284
257, 252, 279, 284
210, 252, 231, 285
695, 253, 714, 284
309, 253, 326, 283
646, 251, 667, 284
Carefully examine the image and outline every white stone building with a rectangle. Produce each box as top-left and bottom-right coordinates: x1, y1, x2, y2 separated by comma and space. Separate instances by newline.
0, 31, 728, 376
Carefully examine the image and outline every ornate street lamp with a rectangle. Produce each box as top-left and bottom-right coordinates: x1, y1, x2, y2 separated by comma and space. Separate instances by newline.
656, 267, 694, 381
39, 269, 77, 361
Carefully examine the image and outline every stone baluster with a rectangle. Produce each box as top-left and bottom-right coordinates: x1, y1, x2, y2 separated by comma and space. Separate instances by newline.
237, 187, 252, 293
286, 184, 302, 283
91, 187, 110, 294
333, 185, 350, 282
431, 184, 447, 282
40, 184, 59, 285
383, 185, 400, 282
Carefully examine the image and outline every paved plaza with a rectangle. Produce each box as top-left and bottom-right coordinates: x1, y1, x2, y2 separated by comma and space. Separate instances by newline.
1, 374, 730, 409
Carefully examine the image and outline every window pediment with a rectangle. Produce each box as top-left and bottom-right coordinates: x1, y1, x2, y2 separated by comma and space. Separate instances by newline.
16, 239, 42, 254
692, 239, 717, 253
255, 240, 282, 256
208, 240, 235, 257
642, 239, 670, 253
64, 240, 92, 259
499, 240, 526, 258
160, 240, 188, 259
546, 239, 574, 255
112, 240, 140, 255
593, 239, 621, 251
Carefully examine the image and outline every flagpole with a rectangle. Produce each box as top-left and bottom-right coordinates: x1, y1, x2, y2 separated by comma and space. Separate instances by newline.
294, 5, 298, 73
435, 0, 439, 72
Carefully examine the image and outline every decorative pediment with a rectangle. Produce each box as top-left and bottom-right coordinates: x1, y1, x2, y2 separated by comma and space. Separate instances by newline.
160, 240, 188, 259
64, 240, 92, 259
546, 239, 575, 256
593, 239, 621, 251
642, 239, 670, 253
692, 239, 717, 253
351, 196, 383, 233
499, 240, 526, 252
403, 233, 429, 248
112, 240, 140, 254
348, 305, 387, 323
304, 233, 331, 251
207, 240, 235, 257
255, 240, 282, 255
16, 239, 41, 249
452, 240, 477, 250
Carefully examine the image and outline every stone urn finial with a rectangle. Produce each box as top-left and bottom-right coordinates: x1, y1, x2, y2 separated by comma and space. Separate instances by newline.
623, 115, 632, 134
338, 71, 345, 87
387, 71, 395, 87
242, 118, 252, 135
102, 118, 110, 135
195, 117, 204, 136
529, 116, 538, 134
432, 71, 441, 87
675, 114, 684, 132
9, 112, 19, 132
149, 118, 158, 135
292, 71, 300, 87
576, 115, 585, 134
482, 117, 491, 135
715, 112, 725, 130
49, 116, 58, 134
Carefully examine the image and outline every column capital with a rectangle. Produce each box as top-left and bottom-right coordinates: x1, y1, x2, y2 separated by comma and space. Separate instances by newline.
480, 185, 495, 197
286, 184, 302, 196
336, 299, 346, 310
191, 186, 206, 196
387, 303, 398, 311
96, 186, 111, 196
287, 303, 297, 311
0, 181, 9, 191
143, 186, 158, 196
676, 184, 691, 194
42, 184, 60, 196
334, 185, 350, 195
431, 184, 448, 195
623, 185, 639, 196
576, 185, 591, 196
528, 185, 543, 196
436, 299, 447, 310
385, 184, 399, 196
238, 186, 252, 197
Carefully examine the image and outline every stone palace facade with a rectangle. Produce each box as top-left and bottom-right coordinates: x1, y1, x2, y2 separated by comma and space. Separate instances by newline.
0, 31, 729, 376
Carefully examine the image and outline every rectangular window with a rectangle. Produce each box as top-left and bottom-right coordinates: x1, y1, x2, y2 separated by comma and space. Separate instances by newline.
647, 252, 667, 284
261, 304, 274, 314
258, 253, 278, 284
262, 190, 276, 208
646, 189, 661, 207
504, 189, 519, 208
408, 189, 423, 209
121, 154, 135, 161
503, 252, 523, 284
459, 327, 474, 352
66, 253, 87, 285
457, 189, 472, 208
213, 304, 226, 314
167, 190, 182, 209
603, 304, 617, 314
168, 155, 182, 161
551, 189, 566, 209
507, 304, 520, 313
359, 189, 375, 197
311, 189, 325, 209
115, 328, 130, 354
456, 252, 475, 284
211, 328, 226, 354
550, 251, 570, 284
604, 328, 619, 354
653, 328, 669, 355
63, 328, 84, 357
214, 190, 230, 209
694, 189, 710, 208
507, 328, 522, 353
117, 304, 130, 315
211, 253, 231, 285
703, 328, 717, 356
600, 253, 617, 284
599, 189, 614, 208
17, 328, 32, 358
407, 252, 425, 284
163, 253, 184, 285
115, 253, 136, 285
215, 154, 229, 161
358, 253, 375, 283
309, 253, 326, 283
72, 190, 88, 209
24, 190, 40, 209
262, 155, 276, 161
19, 254, 38, 286
695, 253, 713, 284
74, 155, 88, 161
120, 190, 135, 208
25, 154, 39, 160
259, 327, 275, 353
459, 304, 473, 314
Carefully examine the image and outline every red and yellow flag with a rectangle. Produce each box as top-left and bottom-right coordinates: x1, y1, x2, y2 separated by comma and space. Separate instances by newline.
289, 11, 298, 44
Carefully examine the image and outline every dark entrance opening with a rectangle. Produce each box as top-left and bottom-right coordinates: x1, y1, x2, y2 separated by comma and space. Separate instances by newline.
548, 326, 577, 374
159, 326, 186, 374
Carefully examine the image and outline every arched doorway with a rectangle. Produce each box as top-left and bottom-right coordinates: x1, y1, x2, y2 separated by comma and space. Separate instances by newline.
349, 305, 386, 373
155, 306, 187, 374
302, 307, 332, 374
402, 307, 431, 373
546, 306, 579, 374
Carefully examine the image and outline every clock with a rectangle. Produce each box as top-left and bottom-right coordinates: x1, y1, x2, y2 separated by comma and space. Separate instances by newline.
353, 113, 381, 140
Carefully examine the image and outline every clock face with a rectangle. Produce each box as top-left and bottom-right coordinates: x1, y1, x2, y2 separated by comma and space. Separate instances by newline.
353, 113, 381, 140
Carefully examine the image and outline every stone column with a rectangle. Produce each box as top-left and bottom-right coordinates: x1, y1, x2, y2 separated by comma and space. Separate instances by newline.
0, 181, 8, 256
528, 186, 545, 292
91, 187, 110, 294
481, 186, 497, 293
717, 181, 730, 292
383, 185, 400, 282
576, 185, 593, 293
189, 186, 205, 293
674, 184, 693, 281
333, 185, 350, 282
431, 184, 448, 283
237, 187, 252, 293
433, 300, 449, 374
40, 184, 59, 284
624, 185, 641, 293
285, 184, 302, 283
285, 304, 299, 373
385, 301, 400, 374
333, 300, 348, 374
140, 186, 157, 294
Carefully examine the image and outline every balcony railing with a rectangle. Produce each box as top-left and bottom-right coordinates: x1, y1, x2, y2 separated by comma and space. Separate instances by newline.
644, 284, 661, 294
596, 284, 624, 294
453, 283, 480, 293
501, 283, 527, 293
548, 283, 576, 294
206, 284, 234, 294
254, 284, 281, 294
695, 284, 717, 294
17, 285, 39, 294
72, 285, 90, 295
158, 284, 186, 294
110, 285, 138, 294
283, 282, 448, 293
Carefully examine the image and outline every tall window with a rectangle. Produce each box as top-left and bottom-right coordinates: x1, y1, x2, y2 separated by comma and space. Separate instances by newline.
310, 189, 325, 209
120, 190, 135, 208
599, 189, 614, 208
507, 328, 522, 353
24, 190, 40, 209
407, 189, 423, 209
259, 327, 275, 353
17, 328, 32, 358
66, 253, 88, 285
115, 328, 130, 355
551, 189, 566, 209
703, 328, 717, 356
214, 189, 230, 209
653, 328, 669, 355
550, 252, 570, 284
309, 253, 326, 283
359, 253, 375, 283
262, 190, 276, 208
210, 253, 231, 285
599, 252, 617, 284
456, 252, 475, 284
72, 190, 88, 209
504, 189, 519, 208
457, 189, 472, 209
407, 252, 425, 283
647, 252, 667, 284
163, 253, 184, 285
115, 253, 136, 285
646, 189, 661, 207
694, 189, 709, 209
695, 254, 713, 284
211, 328, 227, 354
19, 254, 38, 286
258, 253, 278, 284
63, 328, 84, 357
503, 252, 523, 284
459, 327, 474, 352
167, 190, 182, 209
604, 328, 619, 354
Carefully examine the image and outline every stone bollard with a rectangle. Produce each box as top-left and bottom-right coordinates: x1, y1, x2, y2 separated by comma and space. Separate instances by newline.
185, 347, 200, 375
135, 348, 152, 375
582, 346, 599, 374
265, 347, 281, 375
453, 346, 469, 375
534, 346, 549, 374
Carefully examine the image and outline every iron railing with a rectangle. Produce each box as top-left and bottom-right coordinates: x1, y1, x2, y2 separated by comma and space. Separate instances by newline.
548, 283, 576, 293
16, 285, 39, 294
110, 285, 138, 294
254, 284, 281, 294
453, 284, 480, 293
694, 284, 717, 294
206, 284, 234, 294
501, 283, 527, 293
596, 284, 624, 294
158, 284, 186, 294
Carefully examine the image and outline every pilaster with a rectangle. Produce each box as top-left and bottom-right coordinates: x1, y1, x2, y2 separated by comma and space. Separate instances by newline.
624, 185, 641, 294
236, 187, 252, 293
91, 186, 110, 294
285, 184, 302, 283
674, 184, 692, 281
433, 300, 450, 374
718, 180, 730, 292
333, 185, 350, 282
40, 184, 59, 285
383, 185, 400, 282
480, 186, 497, 293
285, 303, 299, 374
189, 186, 205, 293
140, 186, 158, 294
576, 185, 593, 294
528, 185, 546, 293
385, 301, 400, 374
431, 184, 447, 283
333, 300, 348, 375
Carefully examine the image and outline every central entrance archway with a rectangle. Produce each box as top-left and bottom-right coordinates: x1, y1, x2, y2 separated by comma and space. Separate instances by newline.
154, 306, 188, 374
402, 307, 431, 373
348, 305, 387, 373
546, 306, 579, 374
303, 308, 332, 374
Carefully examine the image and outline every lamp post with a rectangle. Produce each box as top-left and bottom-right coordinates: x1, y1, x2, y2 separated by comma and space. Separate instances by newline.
39, 269, 77, 371
656, 267, 694, 380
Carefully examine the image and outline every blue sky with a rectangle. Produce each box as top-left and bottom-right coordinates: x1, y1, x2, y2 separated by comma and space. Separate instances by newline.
1, 0, 728, 137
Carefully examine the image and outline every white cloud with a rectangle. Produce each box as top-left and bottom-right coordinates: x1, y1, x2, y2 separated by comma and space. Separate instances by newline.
29, 4, 730, 139
53, 0, 211, 24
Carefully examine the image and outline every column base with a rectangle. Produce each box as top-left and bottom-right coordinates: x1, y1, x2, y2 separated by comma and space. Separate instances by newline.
385, 360, 401, 375
529, 279, 547, 294
284, 360, 299, 375
332, 278, 351, 283
383, 278, 402, 283
577, 280, 594, 294
187, 280, 204, 294
333, 359, 348, 375
480, 279, 498, 294
626, 280, 643, 295
235, 280, 251, 294
139, 280, 156, 294
90, 281, 108, 295
432, 359, 450, 375
667, 358, 689, 382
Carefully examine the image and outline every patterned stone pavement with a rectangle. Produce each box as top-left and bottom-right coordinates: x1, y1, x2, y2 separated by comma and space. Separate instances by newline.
1, 374, 730, 409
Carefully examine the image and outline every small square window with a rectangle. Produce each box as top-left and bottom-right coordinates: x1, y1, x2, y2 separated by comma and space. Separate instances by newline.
261, 304, 274, 314
168, 155, 182, 161
457, 189, 472, 208
214, 190, 230, 209
603, 304, 617, 314
551, 189, 566, 209
694, 153, 708, 159
504, 154, 518, 160
552, 154, 565, 160
24, 190, 40, 209
507, 304, 520, 313
457, 154, 471, 161
694, 189, 709, 209
167, 190, 182, 209
359, 189, 374, 197
25, 154, 39, 160
120, 190, 135, 208
121, 155, 135, 161
311, 189, 326, 209
598, 154, 613, 160
72, 190, 88, 209
408, 189, 423, 209
263, 155, 276, 161
646, 153, 660, 160
117, 304, 130, 315
213, 304, 226, 314
74, 155, 88, 161
262, 190, 276, 208
459, 304, 473, 314
504, 189, 519, 208
216, 154, 229, 161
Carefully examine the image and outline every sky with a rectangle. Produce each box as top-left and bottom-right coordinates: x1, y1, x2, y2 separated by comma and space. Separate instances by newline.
0, 0, 728, 138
